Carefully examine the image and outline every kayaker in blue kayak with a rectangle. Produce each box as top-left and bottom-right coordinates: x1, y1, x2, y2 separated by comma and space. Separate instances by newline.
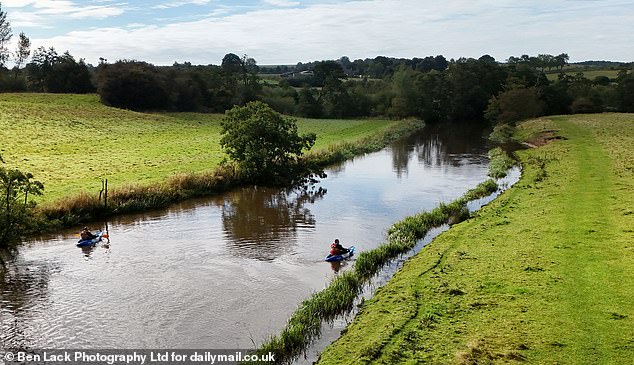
330, 239, 350, 255
80, 227, 97, 241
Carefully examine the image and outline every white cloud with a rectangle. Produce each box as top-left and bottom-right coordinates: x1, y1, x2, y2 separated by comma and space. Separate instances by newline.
263, 0, 300, 7
29, 0, 634, 65
153, 0, 212, 9
7, 10, 47, 27
1, 0, 37, 7
4, 0, 125, 21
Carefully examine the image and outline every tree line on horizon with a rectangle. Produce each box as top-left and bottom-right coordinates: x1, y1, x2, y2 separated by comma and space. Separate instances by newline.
0, 4, 633, 123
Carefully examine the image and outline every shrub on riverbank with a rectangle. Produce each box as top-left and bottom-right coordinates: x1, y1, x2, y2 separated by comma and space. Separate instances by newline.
0, 167, 44, 247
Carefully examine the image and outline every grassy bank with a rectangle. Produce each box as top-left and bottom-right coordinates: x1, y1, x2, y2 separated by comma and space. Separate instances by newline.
1, 93, 423, 230
317, 113, 634, 364
0, 93, 404, 202
251, 179, 500, 364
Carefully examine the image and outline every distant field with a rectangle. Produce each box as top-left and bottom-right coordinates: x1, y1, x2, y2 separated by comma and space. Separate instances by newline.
0, 93, 401, 202
545, 68, 628, 81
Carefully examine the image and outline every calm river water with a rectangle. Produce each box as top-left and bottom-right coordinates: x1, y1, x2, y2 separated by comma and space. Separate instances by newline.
1, 124, 493, 351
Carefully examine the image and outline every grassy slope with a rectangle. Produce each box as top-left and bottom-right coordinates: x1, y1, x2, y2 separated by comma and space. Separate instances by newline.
0, 93, 400, 202
318, 113, 634, 364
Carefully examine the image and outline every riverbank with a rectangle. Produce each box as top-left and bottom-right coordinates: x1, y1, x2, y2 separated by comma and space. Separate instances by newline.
317, 113, 634, 364
0, 93, 405, 202
0, 93, 421, 234
251, 178, 500, 364
0, 121, 494, 351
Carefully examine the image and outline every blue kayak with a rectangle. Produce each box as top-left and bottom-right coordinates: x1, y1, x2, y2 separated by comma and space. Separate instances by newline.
77, 231, 104, 247
325, 246, 355, 262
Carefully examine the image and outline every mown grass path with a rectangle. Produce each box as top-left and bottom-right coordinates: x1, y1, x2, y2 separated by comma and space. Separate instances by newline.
317, 114, 634, 364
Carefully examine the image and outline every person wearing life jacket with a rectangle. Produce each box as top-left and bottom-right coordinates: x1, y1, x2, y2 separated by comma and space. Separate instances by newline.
330, 239, 349, 255
80, 227, 97, 241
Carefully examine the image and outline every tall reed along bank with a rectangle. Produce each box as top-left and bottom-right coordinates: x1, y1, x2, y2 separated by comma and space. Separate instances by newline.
316, 114, 634, 364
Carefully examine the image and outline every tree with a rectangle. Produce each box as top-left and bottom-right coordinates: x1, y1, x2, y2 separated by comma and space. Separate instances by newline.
0, 4, 12, 68
485, 87, 544, 123
220, 53, 261, 105
13, 32, 30, 77
0, 167, 43, 245
555, 53, 569, 70
617, 72, 634, 112
388, 66, 420, 118
25, 47, 94, 93
96, 60, 168, 110
48, 52, 94, 93
313, 60, 346, 86
220, 101, 316, 182
221, 53, 243, 75
25, 46, 56, 91
296, 87, 322, 118
446, 57, 507, 122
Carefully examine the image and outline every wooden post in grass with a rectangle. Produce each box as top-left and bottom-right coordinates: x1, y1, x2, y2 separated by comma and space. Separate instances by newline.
99, 179, 109, 209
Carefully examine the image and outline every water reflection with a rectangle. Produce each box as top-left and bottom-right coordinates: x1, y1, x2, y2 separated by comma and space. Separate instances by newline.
0, 122, 497, 350
217, 186, 327, 261
0, 249, 60, 349
389, 123, 491, 176
328, 260, 352, 274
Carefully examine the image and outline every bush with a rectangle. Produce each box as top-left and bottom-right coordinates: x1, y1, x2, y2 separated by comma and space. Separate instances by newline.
96, 61, 170, 110
485, 87, 544, 123
0, 167, 43, 246
220, 101, 316, 183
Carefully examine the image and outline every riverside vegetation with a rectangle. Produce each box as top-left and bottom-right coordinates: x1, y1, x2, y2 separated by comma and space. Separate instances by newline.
316, 113, 634, 364
0, 93, 422, 245
250, 165, 506, 363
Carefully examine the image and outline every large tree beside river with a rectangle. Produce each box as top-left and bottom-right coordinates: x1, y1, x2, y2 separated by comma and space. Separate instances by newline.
220, 101, 316, 184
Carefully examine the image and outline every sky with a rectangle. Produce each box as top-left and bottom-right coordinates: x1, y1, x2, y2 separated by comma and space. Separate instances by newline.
2, 0, 633, 66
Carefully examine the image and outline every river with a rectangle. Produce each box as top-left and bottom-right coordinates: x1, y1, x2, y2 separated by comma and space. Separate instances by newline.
1, 124, 495, 352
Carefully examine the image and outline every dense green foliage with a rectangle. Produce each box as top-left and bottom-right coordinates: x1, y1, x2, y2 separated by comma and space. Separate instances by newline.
96, 61, 172, 110
25, 47, 94, 93
268, 54, 633, 122
0, 166, 43, 246
220, 101, 316, 183
318, 114, 634, 364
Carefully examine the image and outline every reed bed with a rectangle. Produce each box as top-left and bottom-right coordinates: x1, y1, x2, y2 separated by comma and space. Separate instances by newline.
488, 147, 517, 178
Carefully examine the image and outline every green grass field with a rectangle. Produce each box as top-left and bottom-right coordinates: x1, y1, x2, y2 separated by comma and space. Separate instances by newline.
0, 93, 401, 202
317, 113, 634, 364
545, 68, 628, 81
